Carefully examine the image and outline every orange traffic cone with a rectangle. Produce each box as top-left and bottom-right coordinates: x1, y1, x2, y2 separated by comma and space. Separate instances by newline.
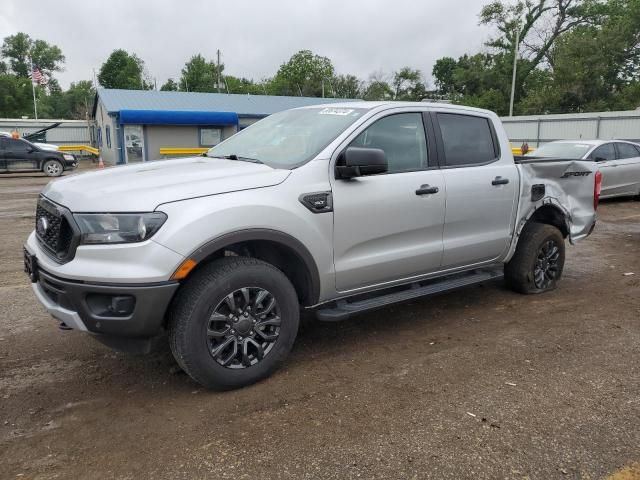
98, 156, 105, 169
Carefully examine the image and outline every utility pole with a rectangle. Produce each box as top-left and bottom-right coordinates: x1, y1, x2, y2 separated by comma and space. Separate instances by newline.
509, 24, 520, 117
216, 49, 221, 93
322, 79, 325, 98
30, 57, 38, 119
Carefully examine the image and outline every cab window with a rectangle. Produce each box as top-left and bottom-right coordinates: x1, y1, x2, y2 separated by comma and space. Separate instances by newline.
349, 113, 428, 174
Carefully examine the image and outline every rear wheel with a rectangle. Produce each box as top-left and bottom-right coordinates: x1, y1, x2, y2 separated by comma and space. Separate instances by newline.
168, 256, 299, 390
43, 159, 63, 177
505, 222, 565, 294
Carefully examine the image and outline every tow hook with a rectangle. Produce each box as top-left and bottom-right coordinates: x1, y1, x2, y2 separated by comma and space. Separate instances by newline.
58, 322, 73, 331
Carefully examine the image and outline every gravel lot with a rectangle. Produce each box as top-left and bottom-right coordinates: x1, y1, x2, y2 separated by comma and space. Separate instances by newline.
1, 164, 639, 480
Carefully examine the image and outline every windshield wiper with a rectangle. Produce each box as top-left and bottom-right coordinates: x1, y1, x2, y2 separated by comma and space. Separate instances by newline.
211, 154, 263, 164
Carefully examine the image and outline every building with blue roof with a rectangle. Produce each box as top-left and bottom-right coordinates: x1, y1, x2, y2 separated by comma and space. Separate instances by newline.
92, 88, 351, 165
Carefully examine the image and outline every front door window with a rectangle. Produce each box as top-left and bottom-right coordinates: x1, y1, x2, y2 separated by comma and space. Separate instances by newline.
124, 125, 145, 163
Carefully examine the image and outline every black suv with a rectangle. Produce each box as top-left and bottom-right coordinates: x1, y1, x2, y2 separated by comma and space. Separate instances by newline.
0, 137, 78, 177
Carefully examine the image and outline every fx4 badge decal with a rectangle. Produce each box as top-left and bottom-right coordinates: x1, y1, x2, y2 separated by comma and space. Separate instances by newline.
561, 171, 592, 178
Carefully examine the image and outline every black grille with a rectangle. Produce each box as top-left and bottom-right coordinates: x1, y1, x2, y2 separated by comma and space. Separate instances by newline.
35, 197, 76, 261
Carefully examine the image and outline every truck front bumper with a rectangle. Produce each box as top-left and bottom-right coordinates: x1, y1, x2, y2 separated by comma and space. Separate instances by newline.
26, 250, 180, 339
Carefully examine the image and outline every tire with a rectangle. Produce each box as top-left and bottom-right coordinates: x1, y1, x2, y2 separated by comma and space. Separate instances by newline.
43, 159, 63, 177
505, 222, 565, 294
168, 256, 300, 390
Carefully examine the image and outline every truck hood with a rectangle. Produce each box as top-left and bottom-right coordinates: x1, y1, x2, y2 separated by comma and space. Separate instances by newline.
42, 157, 291, 212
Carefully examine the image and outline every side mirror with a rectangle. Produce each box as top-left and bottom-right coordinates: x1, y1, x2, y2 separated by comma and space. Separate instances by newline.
336, 147, 388, 179
27, 147, 35, 153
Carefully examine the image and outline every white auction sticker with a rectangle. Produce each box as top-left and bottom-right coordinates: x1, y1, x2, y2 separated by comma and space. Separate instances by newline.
318, 108, 354, 116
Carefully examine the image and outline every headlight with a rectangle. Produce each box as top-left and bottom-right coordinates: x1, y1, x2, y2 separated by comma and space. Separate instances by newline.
63, 154, 75, 161
74, 212, 167, 244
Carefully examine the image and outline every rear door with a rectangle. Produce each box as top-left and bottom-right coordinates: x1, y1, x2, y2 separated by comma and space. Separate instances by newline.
589, 143, 618, 197
331, 110, 446, 292
4, 138, 39, 172
433, 112, 518, 269
613, 142, 640, 196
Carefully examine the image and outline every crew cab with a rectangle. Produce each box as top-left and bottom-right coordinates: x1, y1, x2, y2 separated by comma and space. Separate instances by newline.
0, 135, 77, 176
24, 102, 600, 389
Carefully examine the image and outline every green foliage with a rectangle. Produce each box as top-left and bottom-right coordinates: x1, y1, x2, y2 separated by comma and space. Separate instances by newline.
160, 78, 178, 91
331, 74, 363, 98
1, 32, 65, 78
0, 73, 34, 117
391, 67, 427, 100
98, 49, 151, 90
272, 50, 334, 96
179, 54, 222, 92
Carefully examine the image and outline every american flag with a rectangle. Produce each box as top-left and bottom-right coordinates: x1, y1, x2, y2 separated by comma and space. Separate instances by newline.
30, 65, 48, 86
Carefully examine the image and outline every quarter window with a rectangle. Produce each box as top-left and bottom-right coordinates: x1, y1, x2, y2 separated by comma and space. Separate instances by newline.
437, 113, 497, 167
590, 144, 616, 161
616, 142, 639, 159
349, 113, 428, 174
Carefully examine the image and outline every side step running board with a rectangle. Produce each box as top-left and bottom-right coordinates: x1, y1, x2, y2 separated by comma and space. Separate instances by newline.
315, 268, 503, 322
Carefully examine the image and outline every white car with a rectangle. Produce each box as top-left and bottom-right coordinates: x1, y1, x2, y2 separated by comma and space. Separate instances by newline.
528, 140, 640, 199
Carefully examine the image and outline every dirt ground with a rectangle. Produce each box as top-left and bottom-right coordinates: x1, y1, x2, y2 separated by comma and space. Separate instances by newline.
1, 163, 639, 480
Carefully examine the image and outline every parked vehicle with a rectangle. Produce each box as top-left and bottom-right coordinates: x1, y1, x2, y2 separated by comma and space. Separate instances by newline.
0, 135, 77, 176
0, 131, 60, 152
527, 140, 640, 199
24, 102, 600, 389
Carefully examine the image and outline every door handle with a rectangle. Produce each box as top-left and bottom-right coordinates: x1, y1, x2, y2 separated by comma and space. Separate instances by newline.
415, 184, 439, 195
492, 176, 509, 186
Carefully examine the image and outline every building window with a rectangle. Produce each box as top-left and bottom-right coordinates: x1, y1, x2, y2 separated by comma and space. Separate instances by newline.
106, 126, 111, 149
200, 127, 222, 147
96, 127, 103, 147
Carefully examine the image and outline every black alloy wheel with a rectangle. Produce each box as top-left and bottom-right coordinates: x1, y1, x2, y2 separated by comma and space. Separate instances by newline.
207, 287, 281, 369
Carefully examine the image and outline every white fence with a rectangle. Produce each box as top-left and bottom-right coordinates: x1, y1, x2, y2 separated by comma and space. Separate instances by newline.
501, 110, 640, 147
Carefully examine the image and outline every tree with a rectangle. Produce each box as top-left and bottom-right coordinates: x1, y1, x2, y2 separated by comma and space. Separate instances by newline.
432, 57, 458, 95
179, 54, 221, 92
0, 74, 33, 117
1, 32, 65, 78
391, 67, 427, 101
332, 74, 363, 98
363, 72, 394, 101
272, 50, 334, 97
98, 49, 150, 90
160, 78, 179, 91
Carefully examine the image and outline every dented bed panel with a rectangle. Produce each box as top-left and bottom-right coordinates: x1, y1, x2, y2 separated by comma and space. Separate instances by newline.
506, 159, 597, 261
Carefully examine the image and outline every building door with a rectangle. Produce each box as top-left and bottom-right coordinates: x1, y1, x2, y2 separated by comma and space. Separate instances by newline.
124, 125, 145, 163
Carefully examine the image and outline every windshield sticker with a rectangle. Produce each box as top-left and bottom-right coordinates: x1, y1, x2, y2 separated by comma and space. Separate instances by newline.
318, 108, 354, 116
574, 144, 591, 149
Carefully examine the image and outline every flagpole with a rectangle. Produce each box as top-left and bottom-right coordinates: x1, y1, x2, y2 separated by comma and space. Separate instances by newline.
30, 57, 38, 120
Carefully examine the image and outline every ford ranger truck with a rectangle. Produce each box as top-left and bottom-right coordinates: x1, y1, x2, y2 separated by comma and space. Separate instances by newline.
24, 102, 600, 390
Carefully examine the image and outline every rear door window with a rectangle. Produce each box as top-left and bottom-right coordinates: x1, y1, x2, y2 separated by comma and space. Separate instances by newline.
616, 142, 640, 159
589, 144, 616, 161
436, 113, 498, 167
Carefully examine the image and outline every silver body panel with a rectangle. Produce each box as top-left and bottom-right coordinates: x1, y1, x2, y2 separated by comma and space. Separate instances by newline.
28, 102, 598, 306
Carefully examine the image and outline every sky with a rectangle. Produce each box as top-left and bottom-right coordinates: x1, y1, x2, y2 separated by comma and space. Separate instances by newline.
0, 0, 493, 89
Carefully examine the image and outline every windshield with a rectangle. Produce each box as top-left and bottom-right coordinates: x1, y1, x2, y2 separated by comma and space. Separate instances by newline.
527, 142, 593, 159
207, 107, 366, 169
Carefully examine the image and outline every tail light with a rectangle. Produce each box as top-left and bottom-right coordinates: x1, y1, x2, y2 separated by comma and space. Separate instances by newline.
594, 170, 602, 210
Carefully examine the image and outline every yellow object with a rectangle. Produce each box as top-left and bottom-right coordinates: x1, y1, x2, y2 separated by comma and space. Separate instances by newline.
511, 146, 536, 155
171, 258, 198, 280
59, 145, 100, 156
159, 147, 208, 156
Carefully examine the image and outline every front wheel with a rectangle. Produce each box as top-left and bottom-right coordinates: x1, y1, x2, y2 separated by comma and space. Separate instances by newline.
168, 257, 300, 390
505, 222, 565, 294
43, 159, 63, 177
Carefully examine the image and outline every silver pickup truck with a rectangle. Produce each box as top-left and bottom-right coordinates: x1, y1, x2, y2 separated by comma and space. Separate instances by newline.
24, 102, 600, 389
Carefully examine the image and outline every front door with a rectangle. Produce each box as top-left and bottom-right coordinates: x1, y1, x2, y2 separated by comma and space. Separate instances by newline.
433, 112, 518, 269
4, 138, 39, 171
331, 111, 445, 292
124, 125, 145, 163
0, 138, 7, 172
